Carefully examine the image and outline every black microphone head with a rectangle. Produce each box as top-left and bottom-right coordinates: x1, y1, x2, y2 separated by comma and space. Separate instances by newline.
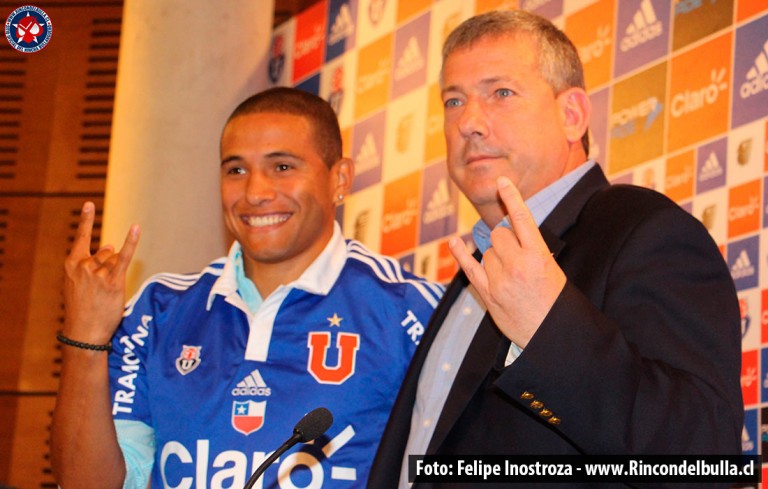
293, 407, 333, 442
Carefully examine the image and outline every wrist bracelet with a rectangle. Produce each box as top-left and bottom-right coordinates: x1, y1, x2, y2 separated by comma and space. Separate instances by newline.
56, 333, 112, 351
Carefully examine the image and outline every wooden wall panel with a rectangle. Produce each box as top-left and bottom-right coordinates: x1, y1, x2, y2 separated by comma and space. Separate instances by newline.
0, 198, 39, 390
7, 396, 57, 488
0, 2, 121, 487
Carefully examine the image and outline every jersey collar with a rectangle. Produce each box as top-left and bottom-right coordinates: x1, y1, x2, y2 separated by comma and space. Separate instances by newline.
207, 221, 348, 313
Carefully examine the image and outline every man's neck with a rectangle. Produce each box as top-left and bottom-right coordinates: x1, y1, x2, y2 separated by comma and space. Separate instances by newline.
245, 245, 331, 299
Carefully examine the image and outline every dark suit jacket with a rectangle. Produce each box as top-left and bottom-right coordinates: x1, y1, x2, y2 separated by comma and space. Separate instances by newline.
367, 165, 743, 488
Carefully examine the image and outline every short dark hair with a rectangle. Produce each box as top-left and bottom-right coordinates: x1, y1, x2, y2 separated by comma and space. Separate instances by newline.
227, 87, 342, 167
442, 10, 590, 155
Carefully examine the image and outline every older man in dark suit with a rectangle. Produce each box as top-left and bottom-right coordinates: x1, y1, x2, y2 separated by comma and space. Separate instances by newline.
368, 9, 742, 489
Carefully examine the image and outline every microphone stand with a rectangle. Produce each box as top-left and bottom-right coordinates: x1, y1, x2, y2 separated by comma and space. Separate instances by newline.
243, 432, 302, 489
242, 407, 332, 489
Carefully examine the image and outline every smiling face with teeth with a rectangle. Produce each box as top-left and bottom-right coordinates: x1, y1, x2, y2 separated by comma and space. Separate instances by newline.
220, 111, 352, 295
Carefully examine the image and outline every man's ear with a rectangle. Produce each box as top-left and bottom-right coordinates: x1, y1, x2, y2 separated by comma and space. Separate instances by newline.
558, 87, 591, 146
333, 157, 355, 200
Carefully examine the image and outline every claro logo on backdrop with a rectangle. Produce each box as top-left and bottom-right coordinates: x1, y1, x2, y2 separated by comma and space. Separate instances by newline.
667, 33, 732, 152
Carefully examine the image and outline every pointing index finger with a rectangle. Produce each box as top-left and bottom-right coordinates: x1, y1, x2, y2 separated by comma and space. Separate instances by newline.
497, 177, 547, 251
71, 201, 96, 259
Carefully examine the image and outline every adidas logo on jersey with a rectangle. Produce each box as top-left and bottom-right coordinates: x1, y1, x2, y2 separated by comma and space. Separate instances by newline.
231, 369, 272, 397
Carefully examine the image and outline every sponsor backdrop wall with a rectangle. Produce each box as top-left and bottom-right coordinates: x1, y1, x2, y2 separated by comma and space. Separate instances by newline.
269, 0, 768, 477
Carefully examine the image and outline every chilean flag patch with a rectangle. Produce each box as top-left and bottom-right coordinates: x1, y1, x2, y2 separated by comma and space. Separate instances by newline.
232, 400, 265, 435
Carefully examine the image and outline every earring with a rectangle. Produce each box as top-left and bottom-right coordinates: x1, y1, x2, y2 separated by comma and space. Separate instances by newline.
337, 194, 344, 201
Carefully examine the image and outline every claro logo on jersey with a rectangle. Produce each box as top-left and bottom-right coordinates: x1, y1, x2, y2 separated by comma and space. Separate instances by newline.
159, 424, 359, 488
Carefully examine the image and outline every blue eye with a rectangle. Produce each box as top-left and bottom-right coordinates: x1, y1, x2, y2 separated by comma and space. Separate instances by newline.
443, 98, 462, 108
496, 88, 514, 98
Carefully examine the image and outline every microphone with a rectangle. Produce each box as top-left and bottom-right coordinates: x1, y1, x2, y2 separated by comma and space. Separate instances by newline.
243, 407, 333, 489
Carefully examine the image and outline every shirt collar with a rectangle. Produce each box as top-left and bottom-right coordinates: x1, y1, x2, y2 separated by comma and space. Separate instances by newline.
472, 160, 596, 253
207, 221, 348, 312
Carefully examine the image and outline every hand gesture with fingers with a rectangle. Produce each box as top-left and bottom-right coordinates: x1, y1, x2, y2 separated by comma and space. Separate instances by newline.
62, 202, 140, 345
449, 176, 566, 349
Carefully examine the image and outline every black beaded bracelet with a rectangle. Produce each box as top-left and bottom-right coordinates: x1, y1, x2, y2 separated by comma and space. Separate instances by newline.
56, 333, 112, 351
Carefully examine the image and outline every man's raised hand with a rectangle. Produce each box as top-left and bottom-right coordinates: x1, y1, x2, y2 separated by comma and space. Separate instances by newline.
449, 176, 566, 348
62, 202, 140, 345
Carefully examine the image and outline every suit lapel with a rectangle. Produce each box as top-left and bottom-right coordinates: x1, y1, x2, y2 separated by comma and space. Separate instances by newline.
540, 165, 610, 240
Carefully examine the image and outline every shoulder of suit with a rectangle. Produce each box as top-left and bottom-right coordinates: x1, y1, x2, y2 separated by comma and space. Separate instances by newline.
574, 183, 704, 235
588, 183, 683, 215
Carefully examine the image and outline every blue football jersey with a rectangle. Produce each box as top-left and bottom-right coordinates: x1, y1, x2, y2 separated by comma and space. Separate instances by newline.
109, 237, 443, 489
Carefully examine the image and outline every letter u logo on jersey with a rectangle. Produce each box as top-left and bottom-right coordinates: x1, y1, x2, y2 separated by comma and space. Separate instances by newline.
306, 332, 360, 384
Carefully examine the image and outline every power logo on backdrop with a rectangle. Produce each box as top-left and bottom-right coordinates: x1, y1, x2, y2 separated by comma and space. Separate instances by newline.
609, 62, 667, 174
4, 5, 52, 53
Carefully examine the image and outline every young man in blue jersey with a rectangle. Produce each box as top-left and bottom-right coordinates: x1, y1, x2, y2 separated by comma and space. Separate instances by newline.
51, 87, 444, 489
